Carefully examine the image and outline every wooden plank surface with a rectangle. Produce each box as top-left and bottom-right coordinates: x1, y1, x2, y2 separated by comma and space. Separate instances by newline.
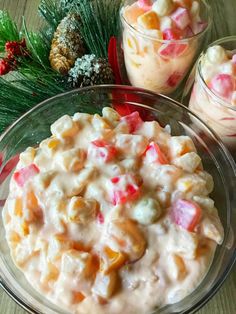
0, 0, 235, 314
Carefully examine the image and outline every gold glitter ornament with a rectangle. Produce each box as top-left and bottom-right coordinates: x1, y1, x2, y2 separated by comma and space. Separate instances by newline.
49, 13, 85, 75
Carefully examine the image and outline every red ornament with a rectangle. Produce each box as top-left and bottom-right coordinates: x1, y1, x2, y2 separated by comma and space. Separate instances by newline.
0, 58, 12, 75
108, 36, 122, 84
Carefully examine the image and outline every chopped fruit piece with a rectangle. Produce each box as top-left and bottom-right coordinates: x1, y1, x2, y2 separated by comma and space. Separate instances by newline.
201, 215, 224, 244
20, 221, 29, 236
61, 250, 94, 278
13, 164, 39, 187
88, 139, 117, 163
102, 107, 120, 126
51, 115, 78, 138
124, 3, 146, 24
68, 197, 97, 224
120, 111, 143, 133
101, 246, 127, 274
169, 136, 196, 157
132, 197, 162, 225
163, 28, 181, 40
173, 151, 201, 172
14, 198, 23, 217
137, 0, 153, 12
19, 147, 36, 165
72, 292, 86, 304
171, 199, 202, 232
152, 0, 174, 17
167, 72, 182, 87
92, 114, 111, 131
92, 271, 118, 299
26, 191, 39, 212
171, 7, 190, 30
173, 0, 192, 8
109, 174, 142, 205
143, 142, 168, 164
159, 42, 188, 58
167, 254, 186, 280
209, 74, 234, 99
137, 11, 160, 30
115, 134, 148, 157
57, 148, 86, 172
108, 219, 146, 261
97, 211, 105, 224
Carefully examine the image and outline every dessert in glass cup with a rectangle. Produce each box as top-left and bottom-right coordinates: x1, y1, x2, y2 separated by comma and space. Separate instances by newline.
186, 36, 236, 150
120, 0, 211, 95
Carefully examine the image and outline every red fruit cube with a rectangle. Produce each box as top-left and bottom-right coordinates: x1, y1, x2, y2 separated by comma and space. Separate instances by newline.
166, 71, 182, 87
143, 142, 168, 165
138, 0, 153, 11
13, 164, 40, 187
209, 74, 234, 100
110, 174, 142, 205
97, 212, 105, 224
171, 199, 202, 232
171, 7, 190, 30
158, 42, 188, 59
88, 139, 117, 163
121, 111, 143, 133
163, 28, 181, 40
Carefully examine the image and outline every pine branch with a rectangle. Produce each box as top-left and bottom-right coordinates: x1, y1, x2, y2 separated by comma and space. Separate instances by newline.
0, 11, 20, 51
77, 0, 123, 58
22, 18, 50, 68
38, 0, 71, 31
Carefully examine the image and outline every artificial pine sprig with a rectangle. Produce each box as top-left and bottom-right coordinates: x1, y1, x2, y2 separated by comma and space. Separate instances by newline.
77, 0, 123, 58
22, 18, 50, 68
0, 11, 20, 52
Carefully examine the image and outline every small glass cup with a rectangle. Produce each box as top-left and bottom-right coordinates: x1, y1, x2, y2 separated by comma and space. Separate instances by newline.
183, 36, 236, 152
119, 0, 212, 96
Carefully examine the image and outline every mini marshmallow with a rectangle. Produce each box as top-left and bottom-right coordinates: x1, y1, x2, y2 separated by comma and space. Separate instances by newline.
152, 0, 174, 17
160, 16, 173, 31
206, 45, 228, 64
171, 7, 190, 30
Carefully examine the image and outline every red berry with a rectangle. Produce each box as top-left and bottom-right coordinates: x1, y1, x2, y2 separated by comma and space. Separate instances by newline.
0, 58, 11, 75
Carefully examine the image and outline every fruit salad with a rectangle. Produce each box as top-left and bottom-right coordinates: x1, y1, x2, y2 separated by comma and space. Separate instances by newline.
3, 107, 223, 314
121, 0, 209, 94
188, 43, 236, 149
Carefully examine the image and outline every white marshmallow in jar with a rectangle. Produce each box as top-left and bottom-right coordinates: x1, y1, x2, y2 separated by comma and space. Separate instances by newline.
119, 0, 212, 95
183, 36, 236, 151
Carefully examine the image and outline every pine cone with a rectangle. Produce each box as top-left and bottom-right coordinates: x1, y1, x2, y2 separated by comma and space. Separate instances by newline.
68, 54, 114, 88
49, 13, 85, 75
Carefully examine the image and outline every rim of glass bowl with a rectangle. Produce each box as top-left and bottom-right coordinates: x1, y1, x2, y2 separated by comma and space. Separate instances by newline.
0, 85, 236, 314
197, 35, 236, 111
120, 0, 212, 43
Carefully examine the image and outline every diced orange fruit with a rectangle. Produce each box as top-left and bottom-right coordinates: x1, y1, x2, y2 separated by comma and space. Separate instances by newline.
14, 198, 23, 217
47, 138, 60, 149
137, 11, 160, 30
124, 3, 146, 24
173, 0, 192, 8
21, 221, 29, 236
72, 291, 86, 304
26, 191, 38, 211
9, 231, 21, 244
101, 246, 127, 274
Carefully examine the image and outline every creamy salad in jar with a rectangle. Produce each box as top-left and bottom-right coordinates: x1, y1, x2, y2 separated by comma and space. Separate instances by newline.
3, 107, 224, 314
188, 39, 236, 150
121, 0, 210, 94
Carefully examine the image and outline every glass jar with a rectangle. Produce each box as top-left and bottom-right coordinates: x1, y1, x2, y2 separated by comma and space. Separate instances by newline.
119, 0, 212, 96
183, 36, 236, 151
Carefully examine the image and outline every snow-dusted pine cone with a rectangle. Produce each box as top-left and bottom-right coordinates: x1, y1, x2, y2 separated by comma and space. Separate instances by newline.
49, 13, 85, 75
68, 54, 114, 88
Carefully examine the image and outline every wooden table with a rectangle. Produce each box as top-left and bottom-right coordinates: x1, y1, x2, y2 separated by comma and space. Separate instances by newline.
0, 0, 235, 313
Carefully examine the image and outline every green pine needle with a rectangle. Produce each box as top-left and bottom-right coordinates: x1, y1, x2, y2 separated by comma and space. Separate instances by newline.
22, 18, 50, 68
77, 0, 123, 58
38, 0, 70, 32
0, 11, 20, 51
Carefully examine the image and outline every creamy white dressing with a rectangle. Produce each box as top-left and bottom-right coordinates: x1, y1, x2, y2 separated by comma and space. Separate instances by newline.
3, 107, 223, 314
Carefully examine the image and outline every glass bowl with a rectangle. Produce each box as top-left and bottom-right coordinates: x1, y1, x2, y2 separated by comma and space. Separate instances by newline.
118, 0, 212, 97
0, 85, 235, 314
182, 36, 236, 152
